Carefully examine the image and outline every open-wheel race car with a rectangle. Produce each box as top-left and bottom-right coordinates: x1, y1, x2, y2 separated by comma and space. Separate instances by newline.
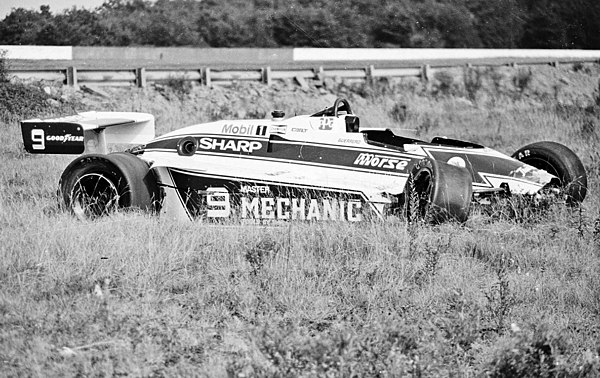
21, 98, 587, 223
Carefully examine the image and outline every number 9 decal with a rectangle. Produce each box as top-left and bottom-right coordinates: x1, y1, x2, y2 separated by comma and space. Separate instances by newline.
31, 129, 45, 150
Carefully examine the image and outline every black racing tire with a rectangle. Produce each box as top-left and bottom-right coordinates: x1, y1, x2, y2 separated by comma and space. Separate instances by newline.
59, 152, 159, 219
405, 158, 472, 224
512, 141, 587, 204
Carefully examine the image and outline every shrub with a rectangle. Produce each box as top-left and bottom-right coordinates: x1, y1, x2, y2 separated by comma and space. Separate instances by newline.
164, 75, 192, 99
463, 66, 482, 102
432, 70, 456, 96
0, 82, 52, 123
484, 324, 600, 377
513, 68, 533, 94
0, 78, 79, 123
389, 103, 407, 123
0, 49, 9, 82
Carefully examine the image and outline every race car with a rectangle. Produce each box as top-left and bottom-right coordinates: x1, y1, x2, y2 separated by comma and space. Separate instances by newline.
21, 98, 587, 223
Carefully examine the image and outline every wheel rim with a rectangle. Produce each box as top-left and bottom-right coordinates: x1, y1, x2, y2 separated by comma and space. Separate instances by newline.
70, 173, 120, 219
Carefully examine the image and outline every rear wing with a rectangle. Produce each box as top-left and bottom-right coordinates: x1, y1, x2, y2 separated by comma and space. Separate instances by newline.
21, 111, 155, 155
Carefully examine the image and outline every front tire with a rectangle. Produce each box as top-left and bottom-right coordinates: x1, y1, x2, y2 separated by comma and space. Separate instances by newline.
405, 158, 472, 224
512, 141, 587, 204
59, 152, 159, 219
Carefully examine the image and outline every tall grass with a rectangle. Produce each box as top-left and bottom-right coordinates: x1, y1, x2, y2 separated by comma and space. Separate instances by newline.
1, 63, 600, 376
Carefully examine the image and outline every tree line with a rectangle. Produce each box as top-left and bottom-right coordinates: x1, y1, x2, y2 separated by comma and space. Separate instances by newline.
1, 0, 598, 49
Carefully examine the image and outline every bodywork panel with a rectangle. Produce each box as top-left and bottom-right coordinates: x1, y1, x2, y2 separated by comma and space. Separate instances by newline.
141, 116, 554, 221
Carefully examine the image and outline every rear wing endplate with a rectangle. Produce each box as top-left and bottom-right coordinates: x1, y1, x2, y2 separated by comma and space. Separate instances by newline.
21, 111, 155, 155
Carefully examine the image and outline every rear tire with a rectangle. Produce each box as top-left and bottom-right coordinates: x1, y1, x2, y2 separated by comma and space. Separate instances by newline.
405, 158, 472, 224
59, 152, 159, 219
512, 141, 587, 204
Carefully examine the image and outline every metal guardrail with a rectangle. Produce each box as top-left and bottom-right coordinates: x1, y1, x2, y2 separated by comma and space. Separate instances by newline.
8, 59, 596, 87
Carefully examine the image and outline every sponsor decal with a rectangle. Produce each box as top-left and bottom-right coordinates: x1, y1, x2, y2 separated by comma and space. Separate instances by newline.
221, 124, 268, 136
241, 197, 362, 221
198, 137, 262, 153
256, 125, 268, 136
516, 150, 531, 160
270, 125, 287, 134
205, 187, 362, 221
338, 138, 361, 144
46, 134, 84, 143
319, 118, 334, 130
240, 185, 271, 194
353, 153, 409, 171
291, 128, 307, 133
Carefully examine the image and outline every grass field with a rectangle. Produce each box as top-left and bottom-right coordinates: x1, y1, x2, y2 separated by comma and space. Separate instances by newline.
1, 62, 600, 376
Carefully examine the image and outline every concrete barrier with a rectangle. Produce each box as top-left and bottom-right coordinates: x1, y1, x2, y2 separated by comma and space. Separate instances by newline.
73, 47, 293, 64
293, 48, 600, 62
0, 45, 72, 60
4, 45, 600, 65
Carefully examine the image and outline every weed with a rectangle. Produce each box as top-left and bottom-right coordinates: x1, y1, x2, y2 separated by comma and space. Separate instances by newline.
245, 108, 267, 119
578, 206, 586, 238
415, 114, 439, 137
513, 68, 533, 94
164, 75, 193, 99
245, 235, 279, 276
572, 62, 585, 72
480, 194, 557, 225
482, 323, 600, 377
432, 70, 456, 96
488, 67, 504, 94
354, 77, 394, 99
389, 103, 407, 123
0, 49, 9, 82
438, 289, 483, 351
593, 215, 600, 251
208, 102, 236, 121
463, 66, 483, 102
407, 223, 419, 260
485, 258, 516, 333
250, 320, 425, 376
417, 235, 451, 284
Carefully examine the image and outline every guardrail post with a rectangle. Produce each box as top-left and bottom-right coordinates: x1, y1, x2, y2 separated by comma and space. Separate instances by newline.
314, 66, 324, 80
420, 64, 430, 82
66, 66, 78, 87
551, 61, 559, 68
262, 66, 272, 86
135, 67, 146, 88
203, 67, 211, 87
366, 65, 375, 84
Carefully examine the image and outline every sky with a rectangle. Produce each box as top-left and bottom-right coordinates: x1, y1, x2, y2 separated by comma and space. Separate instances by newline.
1, 0, 107, 18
